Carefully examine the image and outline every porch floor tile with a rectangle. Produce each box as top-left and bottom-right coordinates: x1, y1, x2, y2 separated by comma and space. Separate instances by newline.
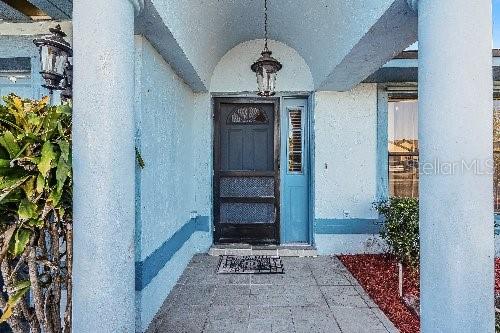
146, 254, 399, 333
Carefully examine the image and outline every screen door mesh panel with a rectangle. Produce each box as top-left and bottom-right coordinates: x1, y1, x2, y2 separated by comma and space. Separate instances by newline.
220, 177, 274, 197
220, 203, 275, 224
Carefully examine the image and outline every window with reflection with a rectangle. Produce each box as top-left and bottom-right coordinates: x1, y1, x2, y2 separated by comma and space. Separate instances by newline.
388, 99, 419, 198
388, 97, 500, 212
494, 100, 500, 213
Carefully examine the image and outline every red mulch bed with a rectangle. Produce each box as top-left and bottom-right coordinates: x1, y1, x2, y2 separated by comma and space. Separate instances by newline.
338, 255, 500, 333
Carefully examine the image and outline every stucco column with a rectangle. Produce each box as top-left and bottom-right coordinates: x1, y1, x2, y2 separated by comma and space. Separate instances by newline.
418, 0, 494, 332
72, 0, 142, 331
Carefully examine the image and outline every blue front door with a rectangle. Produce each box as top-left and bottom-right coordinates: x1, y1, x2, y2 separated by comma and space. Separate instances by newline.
281, 97, 310, 244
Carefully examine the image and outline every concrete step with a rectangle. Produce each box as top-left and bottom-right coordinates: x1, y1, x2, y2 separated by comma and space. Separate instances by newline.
208, 244, 318, 257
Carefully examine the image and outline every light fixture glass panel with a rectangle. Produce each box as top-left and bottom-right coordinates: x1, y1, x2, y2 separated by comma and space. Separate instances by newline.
40, 46, 52, 72
54, 53, 68, 75
255, 65, 278, 96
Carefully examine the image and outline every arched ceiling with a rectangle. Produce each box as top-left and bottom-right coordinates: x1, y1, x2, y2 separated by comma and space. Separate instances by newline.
140, 0, 417, 92
211, 39, 314, 93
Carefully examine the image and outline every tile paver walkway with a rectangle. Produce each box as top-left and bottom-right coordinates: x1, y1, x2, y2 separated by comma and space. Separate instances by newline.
146, 254, 399, 333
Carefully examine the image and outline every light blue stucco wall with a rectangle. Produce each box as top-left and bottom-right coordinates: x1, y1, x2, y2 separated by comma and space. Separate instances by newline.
313, 85, 385, 254
134, 36, 211, 332
192, 92, 213, 217
0, 76, 33, 100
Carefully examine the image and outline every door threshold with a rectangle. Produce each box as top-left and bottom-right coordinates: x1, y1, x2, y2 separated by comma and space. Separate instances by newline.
208, 244, 317, 257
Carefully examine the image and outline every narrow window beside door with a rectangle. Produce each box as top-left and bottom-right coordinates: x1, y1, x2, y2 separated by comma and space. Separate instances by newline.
288, 109, 302, 173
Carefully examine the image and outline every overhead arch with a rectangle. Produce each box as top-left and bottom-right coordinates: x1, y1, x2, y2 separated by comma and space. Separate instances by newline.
137, 0, 416, 91
211, 39, 313, 93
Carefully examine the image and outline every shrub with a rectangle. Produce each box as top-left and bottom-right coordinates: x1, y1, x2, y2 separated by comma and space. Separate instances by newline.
0, 94, 72, 333
496, 311, 500, 332
374, 197, 419, 269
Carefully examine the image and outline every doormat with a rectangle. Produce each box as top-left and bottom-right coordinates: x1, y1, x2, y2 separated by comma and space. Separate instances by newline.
217, 255, 284, 274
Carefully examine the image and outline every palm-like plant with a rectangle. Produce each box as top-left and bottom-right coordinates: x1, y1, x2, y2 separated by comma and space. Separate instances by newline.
0, 94, 72, 333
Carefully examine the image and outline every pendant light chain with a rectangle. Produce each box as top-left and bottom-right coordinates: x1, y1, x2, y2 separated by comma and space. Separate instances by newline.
264, 0, 268, 51
251, 0, 282, 96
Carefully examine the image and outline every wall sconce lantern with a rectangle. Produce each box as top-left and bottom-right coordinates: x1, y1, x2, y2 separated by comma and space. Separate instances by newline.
251, 0, 282, 96
33, 25, 73, 97
60, 61, 73, 101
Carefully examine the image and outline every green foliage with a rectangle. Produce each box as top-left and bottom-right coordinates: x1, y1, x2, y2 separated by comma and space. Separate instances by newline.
374, 197, 419, 268
135, 147, 145, 169
0, 280, 30, 323
0, 94, 72, 325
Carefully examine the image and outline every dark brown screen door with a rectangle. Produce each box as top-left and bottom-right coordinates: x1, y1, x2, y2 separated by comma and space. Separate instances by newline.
214, 98, 280, 244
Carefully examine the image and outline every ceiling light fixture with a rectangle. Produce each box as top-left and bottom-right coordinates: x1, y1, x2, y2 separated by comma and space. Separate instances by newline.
251, 0, 282, 97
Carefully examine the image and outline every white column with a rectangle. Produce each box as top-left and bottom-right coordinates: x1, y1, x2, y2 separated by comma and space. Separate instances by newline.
72, 0, 142, 331
418, 0, 494, 332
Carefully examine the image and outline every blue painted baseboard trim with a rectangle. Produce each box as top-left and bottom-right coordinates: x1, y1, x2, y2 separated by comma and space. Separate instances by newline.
315, 215, 500, 235
315, 218, 382, 235
135, 216, 210, 291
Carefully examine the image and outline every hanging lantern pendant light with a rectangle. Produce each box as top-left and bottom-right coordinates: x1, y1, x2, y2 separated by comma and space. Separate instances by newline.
251, 0, 282, 96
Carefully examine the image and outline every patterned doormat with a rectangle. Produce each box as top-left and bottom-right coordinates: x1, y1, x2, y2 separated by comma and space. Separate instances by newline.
217, 255, 284, 274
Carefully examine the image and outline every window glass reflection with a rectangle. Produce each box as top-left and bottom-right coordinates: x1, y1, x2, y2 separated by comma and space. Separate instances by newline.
388, 100, 419, 198
494, 100, 500, 212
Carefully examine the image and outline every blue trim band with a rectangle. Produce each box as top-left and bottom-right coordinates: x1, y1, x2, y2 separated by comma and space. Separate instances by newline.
315, 218, 382, 234
316, 216, 499, 235
135, 216, 210, 291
